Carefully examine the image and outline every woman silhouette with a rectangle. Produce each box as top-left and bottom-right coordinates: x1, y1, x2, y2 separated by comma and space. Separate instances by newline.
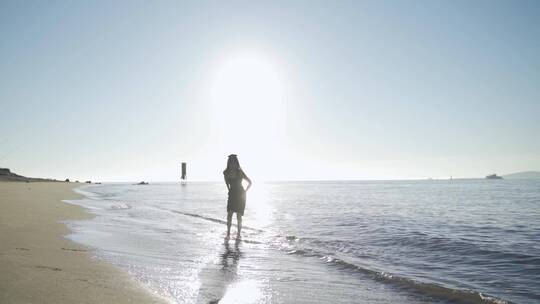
223, 154, 252, 239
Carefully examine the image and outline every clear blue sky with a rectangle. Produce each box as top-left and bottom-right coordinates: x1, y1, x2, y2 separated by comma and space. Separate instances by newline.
1, 0, 539, 181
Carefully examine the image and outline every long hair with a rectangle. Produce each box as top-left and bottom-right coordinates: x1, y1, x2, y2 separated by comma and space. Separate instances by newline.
224, 154, 241, 174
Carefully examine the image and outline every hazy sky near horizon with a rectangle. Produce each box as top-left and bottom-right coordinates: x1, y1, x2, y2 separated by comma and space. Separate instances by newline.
1, 0, 539, 181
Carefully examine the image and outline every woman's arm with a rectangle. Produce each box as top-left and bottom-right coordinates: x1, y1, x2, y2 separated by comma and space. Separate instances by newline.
243, 172, 252, 192
224, 175, 230, 190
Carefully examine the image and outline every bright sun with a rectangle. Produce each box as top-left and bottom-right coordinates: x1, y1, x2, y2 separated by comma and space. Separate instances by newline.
210, 51, 287, 178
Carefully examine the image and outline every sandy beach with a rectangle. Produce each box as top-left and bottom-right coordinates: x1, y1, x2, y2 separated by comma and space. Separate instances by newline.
0, 182, 165, 304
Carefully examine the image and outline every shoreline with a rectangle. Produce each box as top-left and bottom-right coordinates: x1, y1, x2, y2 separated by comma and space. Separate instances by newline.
0, 182, 166, 304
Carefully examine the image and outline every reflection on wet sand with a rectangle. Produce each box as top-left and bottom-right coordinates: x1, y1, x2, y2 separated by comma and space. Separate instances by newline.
214, 238, 268, 304
221, 238, 242, 272
196, 238, 241, 304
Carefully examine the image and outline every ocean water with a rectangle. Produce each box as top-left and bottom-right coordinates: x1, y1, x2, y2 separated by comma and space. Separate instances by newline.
65, 180, 540, 304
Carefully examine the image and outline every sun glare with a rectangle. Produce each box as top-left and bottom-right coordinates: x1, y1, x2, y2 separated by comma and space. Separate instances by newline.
210, 51, 288, 179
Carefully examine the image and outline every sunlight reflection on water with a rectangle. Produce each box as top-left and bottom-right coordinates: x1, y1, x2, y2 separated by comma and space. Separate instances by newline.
219, 279, 271, 304
246, 184, 274, 229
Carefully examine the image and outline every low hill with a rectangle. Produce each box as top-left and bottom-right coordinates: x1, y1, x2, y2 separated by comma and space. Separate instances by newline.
503, 171, 540, 179
0, 168, 60, 182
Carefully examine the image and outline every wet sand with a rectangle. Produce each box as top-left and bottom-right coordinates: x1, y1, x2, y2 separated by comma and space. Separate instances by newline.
0, 182, 165, 304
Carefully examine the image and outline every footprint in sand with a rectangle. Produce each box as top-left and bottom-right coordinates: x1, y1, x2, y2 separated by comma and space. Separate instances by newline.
61, 247, 87, 252
35, 265, 62, 271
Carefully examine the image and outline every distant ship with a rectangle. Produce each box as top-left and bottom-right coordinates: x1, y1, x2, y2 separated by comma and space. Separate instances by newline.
485, 174, 503, 180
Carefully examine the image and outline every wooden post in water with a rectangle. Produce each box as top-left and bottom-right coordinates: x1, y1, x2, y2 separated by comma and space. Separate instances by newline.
181, 162, 187, 185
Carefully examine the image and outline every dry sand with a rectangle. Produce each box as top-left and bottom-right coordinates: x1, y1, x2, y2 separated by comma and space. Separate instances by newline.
0, 182, 166, 304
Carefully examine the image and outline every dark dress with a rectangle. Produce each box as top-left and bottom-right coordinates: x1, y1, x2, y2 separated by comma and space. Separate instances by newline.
224, 169, 246, 216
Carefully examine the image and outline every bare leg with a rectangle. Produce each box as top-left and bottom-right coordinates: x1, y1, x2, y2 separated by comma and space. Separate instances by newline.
236, 213, 242, 238
226, 212, 233, 238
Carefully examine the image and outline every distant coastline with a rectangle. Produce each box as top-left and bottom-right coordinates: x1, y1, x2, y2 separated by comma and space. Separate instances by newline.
0, 168, 68, 182
502, 171, 540, 179
0, 168, 56, 182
